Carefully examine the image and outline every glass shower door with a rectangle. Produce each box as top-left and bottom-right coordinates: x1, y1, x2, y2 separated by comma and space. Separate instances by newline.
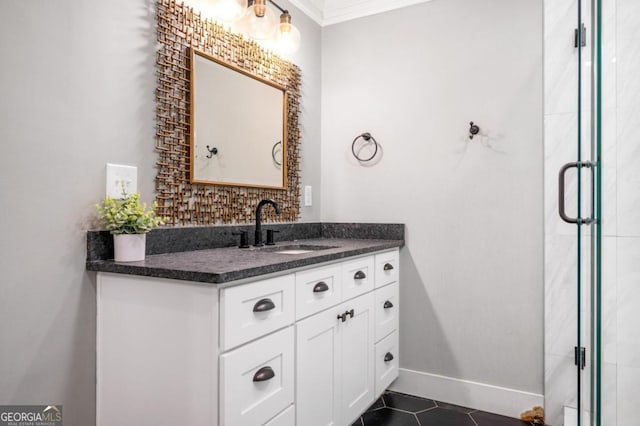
557, 0, 598, 424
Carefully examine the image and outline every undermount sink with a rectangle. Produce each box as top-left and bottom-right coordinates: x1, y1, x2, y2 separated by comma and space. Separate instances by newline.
258, 244, 338, 255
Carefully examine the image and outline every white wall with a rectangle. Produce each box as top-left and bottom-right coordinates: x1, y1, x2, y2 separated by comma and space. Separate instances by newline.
321, 0, 544, 414
0, 1, 321, 424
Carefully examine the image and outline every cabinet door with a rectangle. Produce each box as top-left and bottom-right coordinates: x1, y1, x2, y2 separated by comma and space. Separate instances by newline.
296, 305, 343, 426
340, 292, 375, 426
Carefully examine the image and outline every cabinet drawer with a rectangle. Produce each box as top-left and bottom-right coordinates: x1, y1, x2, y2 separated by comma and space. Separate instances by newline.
375, 250, 399, 288
264, 405, 295, 426
220, 327, 294, 426
375, 329, 399, 396
220, 274, 295, 351
341, 256, 375, 301
374, 281, 399, 342
295, 264, 342, 320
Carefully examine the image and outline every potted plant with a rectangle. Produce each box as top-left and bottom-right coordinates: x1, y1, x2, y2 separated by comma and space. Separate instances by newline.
96, 188, 165, 262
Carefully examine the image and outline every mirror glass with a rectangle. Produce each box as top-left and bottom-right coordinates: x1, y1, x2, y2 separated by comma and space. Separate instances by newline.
190, 48, 287, 189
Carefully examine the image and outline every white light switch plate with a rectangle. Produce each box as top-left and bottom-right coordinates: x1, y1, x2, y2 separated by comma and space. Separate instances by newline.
304, 185, 312, 206
106, 163, 137, 198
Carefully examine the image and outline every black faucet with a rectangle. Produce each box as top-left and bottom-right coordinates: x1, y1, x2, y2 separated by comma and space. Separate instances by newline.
254, 199, 281, 247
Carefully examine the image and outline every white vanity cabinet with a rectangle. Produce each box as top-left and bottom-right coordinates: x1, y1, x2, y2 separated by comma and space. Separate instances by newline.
96, 248, 400, 426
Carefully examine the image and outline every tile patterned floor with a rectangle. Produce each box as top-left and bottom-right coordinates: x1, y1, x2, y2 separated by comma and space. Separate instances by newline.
350, 391, 540, 426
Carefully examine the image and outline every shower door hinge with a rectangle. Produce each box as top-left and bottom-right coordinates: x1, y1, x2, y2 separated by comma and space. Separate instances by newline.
575, 346, 586, 369
574, 24, 587, 48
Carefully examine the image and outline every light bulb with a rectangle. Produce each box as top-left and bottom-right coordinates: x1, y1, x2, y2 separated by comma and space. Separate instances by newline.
236, 0, 277, 41
271, 13, 301, 56
211, 0, 248, 23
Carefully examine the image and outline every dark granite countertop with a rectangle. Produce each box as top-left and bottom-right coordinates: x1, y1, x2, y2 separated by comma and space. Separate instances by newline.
86, 238, 402, 284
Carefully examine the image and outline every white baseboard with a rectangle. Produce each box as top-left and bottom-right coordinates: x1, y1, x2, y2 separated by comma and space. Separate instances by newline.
389, 368, 544, 419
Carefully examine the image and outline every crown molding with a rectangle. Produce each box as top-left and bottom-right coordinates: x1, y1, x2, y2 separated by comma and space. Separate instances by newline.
289, 0, 432, 26
322, 0, 432, 26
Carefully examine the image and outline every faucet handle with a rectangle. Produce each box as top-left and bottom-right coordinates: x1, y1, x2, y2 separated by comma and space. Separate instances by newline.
232, 231, 249, 248
266, 229, 280, 246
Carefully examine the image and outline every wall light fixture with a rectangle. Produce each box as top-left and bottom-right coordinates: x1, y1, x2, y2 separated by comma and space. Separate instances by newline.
210, 0, 301, 56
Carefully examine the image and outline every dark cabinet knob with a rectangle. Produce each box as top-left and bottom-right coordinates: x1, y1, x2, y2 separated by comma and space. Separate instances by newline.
253, 366, 275, 382
384, 352, 394, 363
313, 281, 329, 293
253, 298, 276, 313
232, 231, 249, 248
337, 310, 354, 322
354, 270, 366, 280
383, 263, 394, 271
383, 300, 394, 309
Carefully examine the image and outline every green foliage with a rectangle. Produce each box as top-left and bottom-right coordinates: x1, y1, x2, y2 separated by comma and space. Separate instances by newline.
96, 188, 165, 235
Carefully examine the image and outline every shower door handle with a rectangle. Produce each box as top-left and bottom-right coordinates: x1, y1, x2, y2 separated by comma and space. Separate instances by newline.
558, 161, 594, 225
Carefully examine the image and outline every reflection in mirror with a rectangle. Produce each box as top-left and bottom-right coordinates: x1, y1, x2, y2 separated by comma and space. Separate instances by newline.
190, 48, 287, 189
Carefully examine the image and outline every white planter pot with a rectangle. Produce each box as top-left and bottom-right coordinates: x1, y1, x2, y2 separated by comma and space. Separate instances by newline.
113, 234, 146, 262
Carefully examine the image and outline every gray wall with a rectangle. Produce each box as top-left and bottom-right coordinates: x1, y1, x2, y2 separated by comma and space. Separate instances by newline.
0, 1, 321, 424
321, 0, 544, 394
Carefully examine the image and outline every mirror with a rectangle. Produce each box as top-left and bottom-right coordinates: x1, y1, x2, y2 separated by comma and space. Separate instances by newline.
190, 48, 287, 189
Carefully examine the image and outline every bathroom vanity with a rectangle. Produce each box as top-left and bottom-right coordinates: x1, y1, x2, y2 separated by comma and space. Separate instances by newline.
88, 227, 402, 426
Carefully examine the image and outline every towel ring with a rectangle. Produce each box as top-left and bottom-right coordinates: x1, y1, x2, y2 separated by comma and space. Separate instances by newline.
272, 141, 282, 166
352, 132, 379, 162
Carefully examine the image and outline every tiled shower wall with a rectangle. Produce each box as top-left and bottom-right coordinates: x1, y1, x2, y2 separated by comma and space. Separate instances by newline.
544, 0, 640, 425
